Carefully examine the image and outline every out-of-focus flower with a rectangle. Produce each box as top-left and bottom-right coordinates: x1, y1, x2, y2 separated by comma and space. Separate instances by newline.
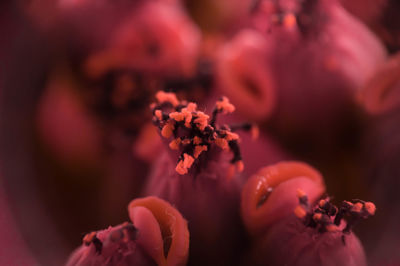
339, 0, 400, 53
183, 0, 254, 33
67, 196, 189, 266
359, 52, 400, 115
0, 176, 37, 265
84, 2, 201, 78
216, 30, 276, 121
339, 0, 387, 26
249, 193, 375, 266
360, 52, 400, 264
36, 70, 102, 166
250, 0, 386, 142
241, 161, 325, 236
143, 91, 247, 265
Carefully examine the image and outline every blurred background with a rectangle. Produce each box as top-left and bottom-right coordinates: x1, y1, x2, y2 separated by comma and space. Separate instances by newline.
1, 0, 400, 265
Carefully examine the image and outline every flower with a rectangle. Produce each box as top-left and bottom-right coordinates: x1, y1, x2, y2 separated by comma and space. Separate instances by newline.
250, 0, 386, 142
241, 161, 325, 236
66, 196, 189, 266
359, 52, 400, 115
84, 2, 201, 78
144, 91, 248, 265
215, 29, 276, 121
248, 191, 375, 266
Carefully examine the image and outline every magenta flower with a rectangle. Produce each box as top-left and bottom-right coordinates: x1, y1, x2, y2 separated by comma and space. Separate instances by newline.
143, 91, 249, 265
248, 191, 376, 266
250, 0, 386, 139
66, 196, 189, 266
359, 52, 400, 115
84, 1, 201, 78
240, 160, 376, 266
216, 29, 276, 122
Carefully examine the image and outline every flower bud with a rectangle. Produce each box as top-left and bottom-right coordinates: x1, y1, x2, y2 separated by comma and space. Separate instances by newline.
84, 2, 201, 78
67, 196, 189, 266
241, 161, 325, 236
251, 0, 386, 142
144, 91, 247, 265
249, 194, 375, 266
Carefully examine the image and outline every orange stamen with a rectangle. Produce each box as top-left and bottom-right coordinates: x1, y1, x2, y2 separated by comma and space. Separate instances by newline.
169, 111, 185, 122
216, 96, 235, 114
193, 136, 202, 145
283, 13, 296, 29
161, 122, 175, 138
326, 225, 339, 232
169, 138, 181, 150
83, 232, 96, 244
215, 138, 229, 150
193, 112, 209, 131
313, 213, 322, 221
186, 102, 197, 112
175, 154, 195, 175
352, 203, 363, 213
225, 131, 239, 141
155, 110, 163, 120
155, 91, 179, 107
294, 206, 307, 218
364, 202, 376, 215
193, 145, 208, 158
236, 160, 244, 172
296, 189, 306, 199
251, 125, 259, 140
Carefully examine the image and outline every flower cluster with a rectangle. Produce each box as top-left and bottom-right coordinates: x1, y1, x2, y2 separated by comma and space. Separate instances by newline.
7, 0, 400, 265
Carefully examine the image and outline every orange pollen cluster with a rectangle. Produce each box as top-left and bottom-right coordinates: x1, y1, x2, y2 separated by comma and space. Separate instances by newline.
216, 96, 235, 114
151, 91, 245, 176
175, 154, 195, 175
155, 91, 179, 107
294, 190, 376, 236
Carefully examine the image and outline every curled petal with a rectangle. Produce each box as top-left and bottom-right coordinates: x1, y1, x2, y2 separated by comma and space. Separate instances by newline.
216, 30, 276, 121
128, 196, 189, 266
241, 161, 325, 235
